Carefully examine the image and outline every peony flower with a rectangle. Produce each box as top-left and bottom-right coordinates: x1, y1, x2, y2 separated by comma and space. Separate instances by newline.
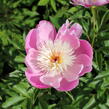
25, 20, 93, 91
72, 0, 109, 7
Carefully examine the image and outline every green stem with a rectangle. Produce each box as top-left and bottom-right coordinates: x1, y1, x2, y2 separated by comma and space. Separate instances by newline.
32, 89, 40, 108
65, 91, 74, 101
91, 6, 98, 47
94, 73, 109, 81
99, 10, 109, 31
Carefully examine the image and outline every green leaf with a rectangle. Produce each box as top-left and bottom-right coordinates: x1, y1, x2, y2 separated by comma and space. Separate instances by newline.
68, 7, 81, 14
49, 16, 61, 29
93, 61, 100, 71
14, 55, 24, 63
50, 0, 57, 12
38, 0, 49, 6
38, 98, 48, 109
48, 104, 56, 109
104, 40, 109, 47
57, 0, 68, 5
2, 96, 25, 108
13, 82, 30, 98
83, 96, 96, 109
55, 7, 67, 18
94, 70, 109, 80
0, 96, 2, 100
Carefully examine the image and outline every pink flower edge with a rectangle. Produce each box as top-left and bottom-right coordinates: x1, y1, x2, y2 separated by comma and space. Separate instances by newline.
25, 20, 93, 91
72, 0, 109, 7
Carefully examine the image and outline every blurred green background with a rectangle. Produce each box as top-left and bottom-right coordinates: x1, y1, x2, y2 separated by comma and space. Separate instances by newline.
0, 0, 109, 109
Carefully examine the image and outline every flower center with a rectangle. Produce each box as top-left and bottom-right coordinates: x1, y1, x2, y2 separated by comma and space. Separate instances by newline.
50, 52, 62, 64
37, 40, 76, 73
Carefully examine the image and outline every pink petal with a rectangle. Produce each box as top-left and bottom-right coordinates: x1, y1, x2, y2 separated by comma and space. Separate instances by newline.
76, 54, 92, 66
57, 78, 79, 91
72, 0, 91, 7
63, 34, 80, 50
91, 0, 109, 6
58, 34, 80, 50
25, 69, 50, 88
75, 54, 92, 76
79, 66, 92, 76
56, 20, 70, 38
36, 20, 56, 46
69, 23, 83, 38
56, 21, 82, 50
25, 29, 37, 53
75, 40, 93, 59
25, 20, 56, 53
56, 20, 82, 39
25, 48, 43, 76
72, 0, 109, 7
40, 72, 62, 89
63, 64, 83, 82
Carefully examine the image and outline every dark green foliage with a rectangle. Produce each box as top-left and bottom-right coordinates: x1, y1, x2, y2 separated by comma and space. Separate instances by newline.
0, 0, 109, 109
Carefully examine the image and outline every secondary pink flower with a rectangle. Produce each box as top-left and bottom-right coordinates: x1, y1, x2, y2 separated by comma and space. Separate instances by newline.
25, 20, 93, 91
72, 0, 109, 7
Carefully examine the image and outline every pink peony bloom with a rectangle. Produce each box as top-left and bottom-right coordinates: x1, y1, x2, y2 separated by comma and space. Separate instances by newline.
72, 0, 109, 7
25, 20, 93, 91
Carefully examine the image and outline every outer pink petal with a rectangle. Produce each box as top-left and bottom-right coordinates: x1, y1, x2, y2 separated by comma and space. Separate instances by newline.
72, 0, 109, 7
58, 34, 80, 50
25, 29, 37, 53
63, 64, 83, 82
75, 54, 92, 76
57, 79, 79, 91
72, 0, 91, 7
25, 20, 56, 53
25, 69, 50, 88
56, 21, 82, 38
36, 20, 56, 46
75, 40, 93, 59
64, 34, 80, 50
91, 0, 109, 6
56, 20, 70, 38
25, 48, 43, 76
76, 54, 92, 66
56, 21, 82, 50
69, 23, 83, 38
40, 73, 62, 89
79, 66, 92, 76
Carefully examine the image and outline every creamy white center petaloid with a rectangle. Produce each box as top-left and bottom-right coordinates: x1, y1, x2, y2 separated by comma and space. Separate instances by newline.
36, 40, 76, 73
